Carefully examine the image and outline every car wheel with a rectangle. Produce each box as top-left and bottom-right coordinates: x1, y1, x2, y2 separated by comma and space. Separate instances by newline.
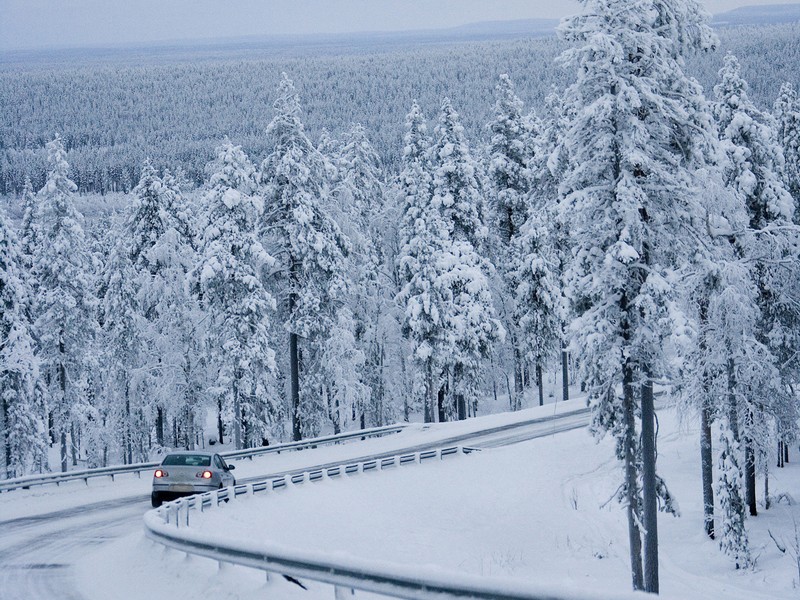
151, 492, 162, 508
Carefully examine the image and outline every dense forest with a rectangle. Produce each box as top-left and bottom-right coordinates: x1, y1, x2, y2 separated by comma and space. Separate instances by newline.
2, 2, 800, 592
1, 22, 800, 194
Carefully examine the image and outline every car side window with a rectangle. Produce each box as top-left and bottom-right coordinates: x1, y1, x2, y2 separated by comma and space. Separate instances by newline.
214, 455, 225, 470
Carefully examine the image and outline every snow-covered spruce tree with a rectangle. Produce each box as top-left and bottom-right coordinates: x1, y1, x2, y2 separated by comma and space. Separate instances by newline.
32, 136, 98, 472
259, 74, 350, 440
331, 124, 387, 428
397, 100, 447, 423
557, 0, 715, 591
773, 82, 800, 215
486, 74, 537, 408
0, 210, 47, 477
194, 141, 279, 450
714, 53, 798, 519
101, 240, 147, 463
18, 177, 40, 271
125, 161, 203, 450
429, 97, 502, 421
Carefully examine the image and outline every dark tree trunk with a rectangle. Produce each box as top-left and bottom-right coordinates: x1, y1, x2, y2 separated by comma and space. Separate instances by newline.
623, 359, 644, 591
700, 402, 715, 539
641, 377, 659, 594
60, 431, 67, 473
561, 341, 569, 401
156, 406, 164, 447
745, 441, 757, 516
513, 346, 524, 410
437, 384, 446, 423
70, 422, 78, 466
536, 363, 544, 407
216, 396, 224, 445
424, 361, 434, 424
2, 394, 11, 478
289, 329, 301, 441
59, 335, 68, 472
778, 441, 784, 468
785, 441, 789, 464
232, 368, 242, 449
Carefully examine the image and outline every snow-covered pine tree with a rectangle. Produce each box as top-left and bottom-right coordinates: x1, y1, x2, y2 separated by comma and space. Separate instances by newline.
194, 141, 279, 450
32, 135, 98, 473
0, 210, 47, 478
125, 161, 203, 450
557, 0, 715, 591
714, 53, 798, 519
428, 97, 502, 421
18, 177, 39, 271
486, 74, 537, 408
334, 124, 388, 428
101, 240, 147, 463
773, 82, 800, 217
397, 100, 447, 423
258, 74, 349, 440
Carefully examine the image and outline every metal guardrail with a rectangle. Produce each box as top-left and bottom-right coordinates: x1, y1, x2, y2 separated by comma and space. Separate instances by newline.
144, 445, 649, 600
0, 423, 406, 493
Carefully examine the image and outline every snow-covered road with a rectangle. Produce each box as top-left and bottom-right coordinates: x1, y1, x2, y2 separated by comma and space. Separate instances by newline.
0, 400, 592, 600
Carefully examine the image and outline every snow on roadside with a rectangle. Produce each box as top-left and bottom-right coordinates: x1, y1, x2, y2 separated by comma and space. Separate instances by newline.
76, 405, 799, 599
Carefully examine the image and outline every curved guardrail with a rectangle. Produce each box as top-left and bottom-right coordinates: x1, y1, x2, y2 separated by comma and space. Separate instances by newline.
0, 423, 406, 493
143, 446, 649, 600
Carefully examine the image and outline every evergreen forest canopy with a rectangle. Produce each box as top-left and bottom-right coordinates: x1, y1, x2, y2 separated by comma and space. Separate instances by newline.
2, 3, 800, 593
1, 21, 799, 195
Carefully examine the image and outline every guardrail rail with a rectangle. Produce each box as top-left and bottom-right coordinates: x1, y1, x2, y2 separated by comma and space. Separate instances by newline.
0, 423, 406, 493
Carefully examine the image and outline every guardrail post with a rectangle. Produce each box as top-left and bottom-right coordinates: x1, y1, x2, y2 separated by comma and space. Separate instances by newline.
334, 585, 354, 599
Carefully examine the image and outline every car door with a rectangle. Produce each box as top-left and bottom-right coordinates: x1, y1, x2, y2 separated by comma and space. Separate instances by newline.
215, 454, 233, 486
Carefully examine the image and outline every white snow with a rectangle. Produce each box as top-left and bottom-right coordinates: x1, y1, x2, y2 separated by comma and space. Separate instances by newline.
66, 404, 800, 600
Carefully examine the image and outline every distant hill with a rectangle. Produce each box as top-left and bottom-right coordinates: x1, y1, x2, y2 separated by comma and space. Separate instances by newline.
713, 3, 800, 27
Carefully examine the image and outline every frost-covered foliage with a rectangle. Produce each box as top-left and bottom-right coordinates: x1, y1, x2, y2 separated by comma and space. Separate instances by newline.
485, 74, 540, 408
398, 98, 502, 422
713, 51, 800, 538
773, 82, 800, 215
557, 0, 717, 589
31, 136, 98, 472
0, 210, 47, 477
259, 74, 350, 439
194, 141, 278, 450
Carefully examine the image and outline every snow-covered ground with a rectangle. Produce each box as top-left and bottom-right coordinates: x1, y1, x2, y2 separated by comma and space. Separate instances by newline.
73, 404, 799, 599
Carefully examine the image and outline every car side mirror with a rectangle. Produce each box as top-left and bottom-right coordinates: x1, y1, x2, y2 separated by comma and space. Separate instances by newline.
227, 464, 235, 471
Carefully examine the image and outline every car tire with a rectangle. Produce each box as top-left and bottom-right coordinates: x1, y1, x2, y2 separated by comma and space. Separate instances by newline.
151, 492, 162, 508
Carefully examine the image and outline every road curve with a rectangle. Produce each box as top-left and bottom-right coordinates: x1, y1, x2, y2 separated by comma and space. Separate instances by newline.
0, 406, 592, 600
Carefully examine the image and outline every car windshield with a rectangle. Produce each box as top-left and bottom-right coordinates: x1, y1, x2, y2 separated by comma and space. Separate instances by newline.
161, 454, 211, 467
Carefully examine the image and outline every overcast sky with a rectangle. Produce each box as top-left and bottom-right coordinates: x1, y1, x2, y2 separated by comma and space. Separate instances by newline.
1, 0, 798, 52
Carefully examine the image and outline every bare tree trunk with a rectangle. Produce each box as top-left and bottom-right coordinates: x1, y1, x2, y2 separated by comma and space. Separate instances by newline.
513, 346, 523, 409
701, 401, 715, 539
745, 440, 757, 516
232, 368, 242, 449
641, 376, 659, 594
2, 394, 11, 478
216, 396, 224, 445
437, 384, 446, 423
561, 341, 569, 402
424, 361, 434, 424
536, 363, 544, 407
156, 406, 164, 447
623, 360, 644, 591
70, 422, 78, 466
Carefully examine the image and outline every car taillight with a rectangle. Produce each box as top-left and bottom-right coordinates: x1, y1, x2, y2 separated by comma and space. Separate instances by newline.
154, 469, 168, 478
196, 470, 213, 479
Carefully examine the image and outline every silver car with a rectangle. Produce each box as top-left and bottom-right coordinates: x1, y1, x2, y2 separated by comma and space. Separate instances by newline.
151, 451, 236, 507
